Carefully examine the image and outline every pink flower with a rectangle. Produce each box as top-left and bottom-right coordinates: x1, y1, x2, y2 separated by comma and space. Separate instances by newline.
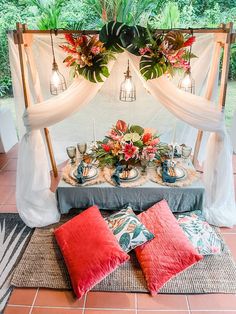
123, 143, 138, 161
142, 146, 157, 161
149, 138, 160, 146
101, 144, 111, 152
91, 46, 101, 55
139, 47, 152, 55
107, 129, 123, 141
144, 127, 157, 135
116, 120, 127, 133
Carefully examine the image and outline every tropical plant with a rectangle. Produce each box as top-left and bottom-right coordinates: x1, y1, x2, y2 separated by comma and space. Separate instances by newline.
82, 0, 160, 26
153, 2, 180, 29
25, 0, 67, 29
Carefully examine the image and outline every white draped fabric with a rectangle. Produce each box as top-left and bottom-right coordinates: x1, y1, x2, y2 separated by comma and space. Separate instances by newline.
8, 32, 235, 228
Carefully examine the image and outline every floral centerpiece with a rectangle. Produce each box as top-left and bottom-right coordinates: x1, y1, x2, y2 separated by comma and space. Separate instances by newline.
90, 120, 169, 167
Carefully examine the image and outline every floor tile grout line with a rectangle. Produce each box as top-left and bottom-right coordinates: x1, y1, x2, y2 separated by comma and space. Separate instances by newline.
185, 295, 191, 314
82, 292, 87, 314
135, 293, 138, 314
29, 287, 39, 314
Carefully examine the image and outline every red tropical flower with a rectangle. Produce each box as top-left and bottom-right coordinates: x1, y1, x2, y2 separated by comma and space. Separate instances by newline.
65, 33, 75, 46
101, 144, 111, 152
142, 132, 152, 144
183, 36, 196, 47
116, 120, 127, 133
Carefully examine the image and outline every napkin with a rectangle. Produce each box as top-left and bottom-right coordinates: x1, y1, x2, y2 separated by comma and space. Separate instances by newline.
75, 161, 85, 184
162, 160, 177, 183
111, 164, 125, 186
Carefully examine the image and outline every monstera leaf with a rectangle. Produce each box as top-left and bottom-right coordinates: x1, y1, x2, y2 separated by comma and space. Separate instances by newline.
99, 21, 127, 53
140, 55, 167, 80
120, 25, 148, 55
129, 125, 144, 135
77, 58, 109, 83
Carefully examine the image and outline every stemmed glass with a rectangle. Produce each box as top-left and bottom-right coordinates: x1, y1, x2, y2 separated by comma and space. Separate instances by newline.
77, 142, 87, 161
181, 146, 192, 165
66, 146, 76, 164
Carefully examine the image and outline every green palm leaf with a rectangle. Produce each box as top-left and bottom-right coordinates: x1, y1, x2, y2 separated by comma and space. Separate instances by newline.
99, 21, 127, 53
120, 25, 148, 55
140, 55, 167, 80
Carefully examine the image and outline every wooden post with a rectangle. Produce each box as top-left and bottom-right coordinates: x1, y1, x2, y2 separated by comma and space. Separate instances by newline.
192, 41, 222, 166
218, 22, 233, 112
15, 23, 30, 109
15, 23, 58, 177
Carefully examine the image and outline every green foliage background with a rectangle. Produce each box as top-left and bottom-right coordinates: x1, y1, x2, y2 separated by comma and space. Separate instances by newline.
0, 0, 236, 96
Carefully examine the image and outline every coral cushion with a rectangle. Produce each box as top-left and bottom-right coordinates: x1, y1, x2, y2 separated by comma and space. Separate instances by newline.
54, 206, 129, 299
135, 200, 203, 295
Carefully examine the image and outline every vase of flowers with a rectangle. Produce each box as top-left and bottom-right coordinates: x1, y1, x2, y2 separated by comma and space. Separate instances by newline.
90, 120, 169, 168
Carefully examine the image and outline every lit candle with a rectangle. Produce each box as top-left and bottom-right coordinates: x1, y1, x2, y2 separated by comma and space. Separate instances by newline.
93, 118, 96, 143
172, 122, 176, 146
171, 122, 176, 163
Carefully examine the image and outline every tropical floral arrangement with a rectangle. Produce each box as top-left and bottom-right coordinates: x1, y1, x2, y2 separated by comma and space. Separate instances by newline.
138, 30, 196, 80
60, 22, 196, 83
60, 33, 115, 82
90, 120, 169, 167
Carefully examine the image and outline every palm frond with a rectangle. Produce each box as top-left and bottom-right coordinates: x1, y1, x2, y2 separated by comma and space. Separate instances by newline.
0, 219, 31, 312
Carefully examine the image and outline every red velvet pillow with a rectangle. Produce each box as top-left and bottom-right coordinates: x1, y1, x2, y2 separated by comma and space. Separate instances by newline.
54, 206, 129, 299
135, 200, 203, 295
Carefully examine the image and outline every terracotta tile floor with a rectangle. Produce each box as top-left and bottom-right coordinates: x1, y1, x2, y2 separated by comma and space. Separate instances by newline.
1, 144, 236, 314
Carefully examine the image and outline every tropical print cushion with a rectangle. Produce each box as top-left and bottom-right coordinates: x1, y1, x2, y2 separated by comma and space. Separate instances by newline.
177, 213, 224, 255
105, 206, 154, 252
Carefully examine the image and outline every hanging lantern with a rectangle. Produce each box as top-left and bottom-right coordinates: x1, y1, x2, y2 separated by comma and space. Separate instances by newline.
50, 31, 67, 95
178, 69, 195, 94
178, 29, 195, 94
119, 60, 136, 102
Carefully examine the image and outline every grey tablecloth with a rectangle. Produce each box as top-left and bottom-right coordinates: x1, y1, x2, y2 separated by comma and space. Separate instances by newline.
56, 178, 205, 214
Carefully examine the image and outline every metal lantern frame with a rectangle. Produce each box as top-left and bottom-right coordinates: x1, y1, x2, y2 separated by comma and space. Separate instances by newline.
50, 30, 67, 96
119, 60, 136, 102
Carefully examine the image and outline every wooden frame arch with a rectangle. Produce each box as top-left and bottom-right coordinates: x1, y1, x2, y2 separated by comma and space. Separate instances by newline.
11, 22, 235, 177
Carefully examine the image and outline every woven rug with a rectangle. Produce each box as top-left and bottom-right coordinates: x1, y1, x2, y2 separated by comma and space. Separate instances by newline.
0, 214, 32, 313
11, 212, 236, 294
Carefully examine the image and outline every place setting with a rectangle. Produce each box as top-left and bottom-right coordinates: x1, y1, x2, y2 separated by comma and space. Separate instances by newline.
63, 142, 105, 186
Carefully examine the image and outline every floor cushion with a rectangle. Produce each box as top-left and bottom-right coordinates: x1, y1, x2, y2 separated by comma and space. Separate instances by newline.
54, 206, 129, 299
177, 213, 224, 255
105, 205, 154, 252
135, 200, 203, 295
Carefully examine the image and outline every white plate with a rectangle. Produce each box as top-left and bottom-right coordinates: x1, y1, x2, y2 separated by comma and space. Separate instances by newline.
157, 166, 187, 181
120, 168, 140, 182
70, 166, 98, 181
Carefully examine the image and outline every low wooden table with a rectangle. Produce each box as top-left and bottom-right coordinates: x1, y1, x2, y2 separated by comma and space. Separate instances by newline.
56, 160, 205, 214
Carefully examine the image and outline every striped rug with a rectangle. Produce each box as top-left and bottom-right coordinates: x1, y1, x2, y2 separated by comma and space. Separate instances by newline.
0, 214, 32, 313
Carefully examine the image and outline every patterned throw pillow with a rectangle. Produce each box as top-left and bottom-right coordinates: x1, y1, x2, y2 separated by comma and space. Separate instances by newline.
177, 213, 224, 255
105, 206, 154, 252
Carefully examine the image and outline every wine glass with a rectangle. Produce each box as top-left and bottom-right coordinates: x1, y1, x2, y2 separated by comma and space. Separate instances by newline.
77, 142, 87, 161
66, 146, 76, 164
181, 146, 192, 165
